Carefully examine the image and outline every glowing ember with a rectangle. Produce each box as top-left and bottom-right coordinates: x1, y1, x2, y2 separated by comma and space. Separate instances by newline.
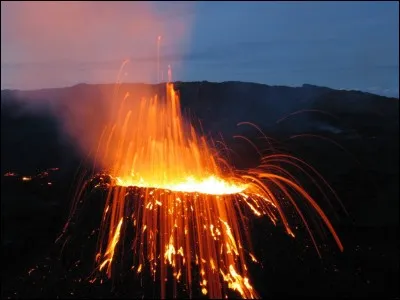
62, 61, 344, 299
4, 172, 18, 177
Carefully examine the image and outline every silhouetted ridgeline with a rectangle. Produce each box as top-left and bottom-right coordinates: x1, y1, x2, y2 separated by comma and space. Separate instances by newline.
3, 81, 398, 136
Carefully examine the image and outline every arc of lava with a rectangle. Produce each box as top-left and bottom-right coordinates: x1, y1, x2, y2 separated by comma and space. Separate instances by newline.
64, 61, 344, 299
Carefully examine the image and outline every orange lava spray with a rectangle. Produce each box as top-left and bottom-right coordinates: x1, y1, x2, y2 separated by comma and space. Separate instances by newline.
64, 61, 343, 299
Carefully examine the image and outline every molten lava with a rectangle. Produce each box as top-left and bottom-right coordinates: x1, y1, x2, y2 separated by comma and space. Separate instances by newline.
64, 64, 344, 299
96, 82, 236, 193
115, 175, 247, 195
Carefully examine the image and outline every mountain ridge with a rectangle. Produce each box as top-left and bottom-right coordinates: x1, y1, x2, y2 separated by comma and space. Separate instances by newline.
2, 81, 398, 100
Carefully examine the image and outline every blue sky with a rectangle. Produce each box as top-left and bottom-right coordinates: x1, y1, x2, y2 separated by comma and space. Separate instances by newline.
1, 1, 398, 97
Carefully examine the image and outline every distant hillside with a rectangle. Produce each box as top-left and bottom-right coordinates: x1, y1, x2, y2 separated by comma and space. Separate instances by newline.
2, 81, 398, 136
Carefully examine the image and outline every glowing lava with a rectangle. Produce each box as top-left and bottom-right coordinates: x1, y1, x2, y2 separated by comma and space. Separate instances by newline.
63, 62, 344, 299
115, 175, 247, 195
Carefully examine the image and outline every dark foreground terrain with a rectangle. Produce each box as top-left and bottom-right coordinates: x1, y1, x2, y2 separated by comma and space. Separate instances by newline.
1, 81, 399, 298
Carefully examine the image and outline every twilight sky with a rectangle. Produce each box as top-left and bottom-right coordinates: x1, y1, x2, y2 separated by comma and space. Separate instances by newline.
1, 1, 398, 97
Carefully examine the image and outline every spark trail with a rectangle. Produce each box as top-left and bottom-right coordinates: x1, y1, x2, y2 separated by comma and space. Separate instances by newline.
63, 62, 343, 299
157, 35, 161, 83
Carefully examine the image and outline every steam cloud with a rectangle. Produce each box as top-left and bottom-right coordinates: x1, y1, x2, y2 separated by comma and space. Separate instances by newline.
1, 1, 194, 164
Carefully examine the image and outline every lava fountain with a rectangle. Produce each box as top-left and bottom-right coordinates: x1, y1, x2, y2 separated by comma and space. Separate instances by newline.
62, 62, 344, 299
